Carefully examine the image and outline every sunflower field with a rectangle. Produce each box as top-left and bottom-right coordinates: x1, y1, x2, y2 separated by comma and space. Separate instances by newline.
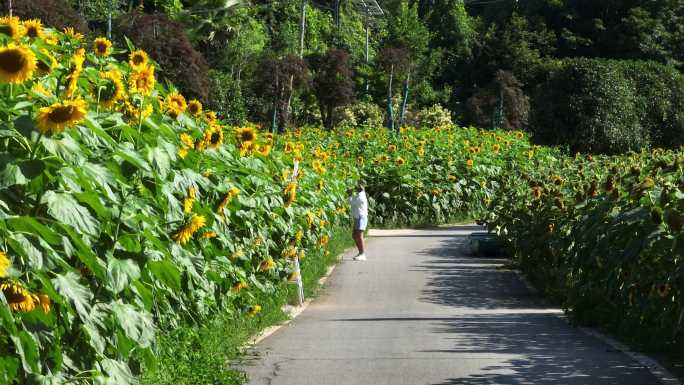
483, 149, 684, 354
0, 15, 682, 385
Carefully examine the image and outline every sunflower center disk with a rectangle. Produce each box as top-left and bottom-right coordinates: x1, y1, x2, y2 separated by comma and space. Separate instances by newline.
49, 106, 78, 124
0, 50, 27, 73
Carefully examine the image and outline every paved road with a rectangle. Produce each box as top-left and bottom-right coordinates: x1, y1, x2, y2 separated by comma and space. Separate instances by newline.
241, 226, 659, 385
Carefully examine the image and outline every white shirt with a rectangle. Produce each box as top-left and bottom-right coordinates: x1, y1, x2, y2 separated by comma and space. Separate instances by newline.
349, 190, 368, 218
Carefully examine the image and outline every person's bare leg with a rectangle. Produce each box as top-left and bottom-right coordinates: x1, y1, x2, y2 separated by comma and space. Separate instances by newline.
357, 231, 365, 254
352, 231, 362, 254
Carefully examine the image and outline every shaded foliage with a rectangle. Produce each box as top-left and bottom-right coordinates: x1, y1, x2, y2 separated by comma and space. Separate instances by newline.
2, 0, 88, 32
466, 70, 529, 131
312, 49, 354, 129
116, 11, 212, 101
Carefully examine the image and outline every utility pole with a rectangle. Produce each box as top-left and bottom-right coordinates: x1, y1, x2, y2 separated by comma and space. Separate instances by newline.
365, 7, 370, 93
107, 0, 113, 39
299, 0, 307, 58
8, 0, 12, 16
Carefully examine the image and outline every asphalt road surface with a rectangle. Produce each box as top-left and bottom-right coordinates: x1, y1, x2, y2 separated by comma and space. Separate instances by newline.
241, 226, 659, 385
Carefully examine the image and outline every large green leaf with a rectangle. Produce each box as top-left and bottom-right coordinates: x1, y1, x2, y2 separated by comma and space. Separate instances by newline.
9, 233, 44, 270
42, 191, 101, 236
10, 331, 40, 374
7, 216, 61, 245
147, 259, 182, 291
110, 301, 154, 348
0, 357, 19, 385
98, 358, 137, 385
107, 258, 141, 294
52, 272, 93, 320
41, 135, 83, 164
0, 163, 28, 188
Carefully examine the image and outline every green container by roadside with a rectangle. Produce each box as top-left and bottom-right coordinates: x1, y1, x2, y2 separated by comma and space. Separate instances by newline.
467, 232, 500, 257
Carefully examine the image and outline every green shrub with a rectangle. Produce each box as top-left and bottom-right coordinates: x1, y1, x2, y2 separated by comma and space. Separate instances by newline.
338, 100, 383, 129
412, 104, 453, 128
207, 70, 247, 125
531, 58, 647, 154
2, 0, 88, 32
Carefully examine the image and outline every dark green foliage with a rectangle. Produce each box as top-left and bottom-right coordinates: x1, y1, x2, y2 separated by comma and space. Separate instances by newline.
465, 70, 530, 131
3, 0, 88, 32
531, 58, 647, 154
207, 70, 247, 125
617, 61, 684, 149
115, 11, 212, 102
312, 49, 354, 129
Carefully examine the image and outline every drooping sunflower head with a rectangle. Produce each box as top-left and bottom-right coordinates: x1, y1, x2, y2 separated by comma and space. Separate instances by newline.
532, 186, 543, 200
257, 144, 272, 156
36, 98, 87, 135
0, 251, 10, 277
396, 156, 406, 166
63, 27, 84, 40
187, 99, 203, 116
203, 125, 224, 149
205, 111, 217, 124
466, 159, 474, 168
96, 69, 125, 108
128, 50, 149, 70
237, 127, 257, 144
93, 37, 113, 57
0, 282, 38, 312
0, 16, 25, 39
0, 44, 37, 84
448, 175, 457, 183
388, 144, 397, 152
165, 92, 187, 117
23, 19, 43, 39
283, 182, 297, 206
129, 65, 156, 96
180, 133, 194, 148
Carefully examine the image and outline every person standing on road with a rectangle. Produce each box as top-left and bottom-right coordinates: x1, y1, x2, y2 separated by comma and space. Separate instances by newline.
348, 182, 368, 261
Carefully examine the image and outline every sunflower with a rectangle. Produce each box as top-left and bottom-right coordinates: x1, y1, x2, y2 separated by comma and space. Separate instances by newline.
173, 214, 206, 245
388, 144, 397, 152
319, 235, 329, 247
448, 175, 457, 183
0, 251, 10, 277
128, 50, 149, 71
265, 132, 274, 143
37, 293, 50, 314
283, 182, 297, 206
417, 147, 425, 157
492, 143, 501, 153
0, 16, 25, 39
124, 99, 153, 122
379, 154, 390, 162
259, 258, 274, 271
236, 127, 257, 144
201, 231, 217, 239
23, 19, 43, 39
165, 92, 187, 117
247, 304, 262, 316
232, 281, 248, 292
187, 99, 203, 116
396, 157, 406, 166
205, 111, 217, 124
466, 159, 474, 168
281, 246, 297, 258
183, 187, 196, 214
63, 27, 84, 40
532, 186, 543, 200
129, 65, 156, 96
203, 125, 224, 149
96, 69, 125, 108
295, 230, 304, 243
0, 282, 38, 312
93, 37, 113, 57
180, 133, 194, 148
0, 44, 37, 84
217, 187, 240, 215
36, 98, 87, 135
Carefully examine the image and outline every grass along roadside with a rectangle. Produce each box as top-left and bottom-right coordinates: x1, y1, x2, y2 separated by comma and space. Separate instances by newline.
140, 226, 354, 385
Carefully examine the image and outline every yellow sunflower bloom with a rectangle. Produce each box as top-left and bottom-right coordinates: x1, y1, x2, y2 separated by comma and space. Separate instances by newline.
247, 304, 262, 316
23, 19, 43, 39
38, 293, 50, 314
236, 126, 257, 144
396, 157, 406, 166
36, 98, 87, 135
63, 27, 84, 40
128, 50, 149, 71
203, 125, 224, 149
257, 144, 272, 156
283, 182, 297, 206
35, 48, 57, 76
187, 99, 203, 116
319, 235, 329, 247
0, 282, 38, 313
165, 92, 187, 117
0, 16, 25, 39
96, 69, 125, 108
173, 214, 206, 245
232, 281, 248, 292
201, 231, 217, 239
0, 44, 36, 84
217, 187, 240, 215
129, 65, 156, 96
180, 133, 194, 148
259, 259, 275, 271
93, 37, 113, 57
183, 187, 196, 214
0, 251, 10, 277
205, 111, 217, 124
466, 159, 474, 168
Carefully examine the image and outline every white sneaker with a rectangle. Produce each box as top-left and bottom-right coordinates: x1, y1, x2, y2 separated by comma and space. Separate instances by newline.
353, 253, 366, 261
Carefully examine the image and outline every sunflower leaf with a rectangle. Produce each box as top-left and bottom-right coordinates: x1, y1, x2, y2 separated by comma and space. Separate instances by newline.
42, 191, 101, 237
110, 301, 154, 348
0, 163, 28, 188
106, 258, 141, 295
10, 331, 40, 374
51, 272, 93, 321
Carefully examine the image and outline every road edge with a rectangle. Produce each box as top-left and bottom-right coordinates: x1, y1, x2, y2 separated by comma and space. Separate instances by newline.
515, 270, 682, 385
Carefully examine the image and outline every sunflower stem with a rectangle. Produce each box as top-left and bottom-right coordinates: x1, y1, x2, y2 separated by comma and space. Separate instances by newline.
136, 97, 144, 149
29, 132, 43, 160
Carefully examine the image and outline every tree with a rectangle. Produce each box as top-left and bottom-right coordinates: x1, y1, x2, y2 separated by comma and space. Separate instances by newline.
312, 49, 354, 129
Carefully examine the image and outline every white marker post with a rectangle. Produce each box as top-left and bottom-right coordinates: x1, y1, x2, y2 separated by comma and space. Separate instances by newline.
291, 161, 304, 306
